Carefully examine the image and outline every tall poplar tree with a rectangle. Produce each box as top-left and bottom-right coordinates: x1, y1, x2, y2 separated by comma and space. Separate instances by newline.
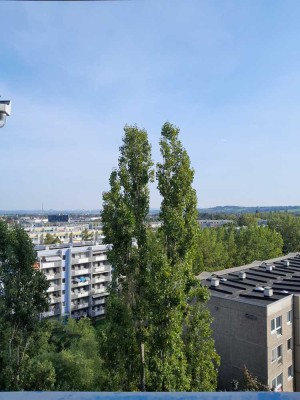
101, 122, 219, 391
156, 122, 219, 391
101, 125, 154, 391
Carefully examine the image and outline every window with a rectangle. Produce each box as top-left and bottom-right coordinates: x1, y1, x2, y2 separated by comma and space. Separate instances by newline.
272, 373, 283, 391
287, 338, 292, 351
287, 310, 292, 324
272, 345, 282, 362
271, 316, 282, 335
288, 365, 293, 379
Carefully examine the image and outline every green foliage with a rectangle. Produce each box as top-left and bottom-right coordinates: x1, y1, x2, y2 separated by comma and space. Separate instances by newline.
157, 122, 198, 265
49, 318, 104, 391
0, 221, 49, 390
194, 224, 283, 274
24, 318, 106, 391
268, 213, 300, 253
44, 233, 61, 244
156, 122, 219, 391
185, 295, 220, 391
237, 214, 259, 227
101, 125, 154, 391
81, 228, 93, 241
100, 122, 219, 391
23, 359, 56, 391
239, 366, 271, 391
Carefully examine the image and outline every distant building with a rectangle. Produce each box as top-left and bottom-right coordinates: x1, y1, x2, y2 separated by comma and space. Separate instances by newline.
198, 219, 234, 228
48, 214, 69, 223
25, 224, 103, 245
199, 254, 300, 392
36, 243, 111, 319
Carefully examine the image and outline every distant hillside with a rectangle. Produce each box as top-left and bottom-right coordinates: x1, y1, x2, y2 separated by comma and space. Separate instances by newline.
198, 206, 300, 215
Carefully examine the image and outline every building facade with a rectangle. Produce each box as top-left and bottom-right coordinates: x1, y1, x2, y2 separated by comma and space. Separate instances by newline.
36, 243, 111, 319
199, 253, 300, 392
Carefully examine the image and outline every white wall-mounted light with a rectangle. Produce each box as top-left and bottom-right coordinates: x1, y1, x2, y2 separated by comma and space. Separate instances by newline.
0, 100, 11, 128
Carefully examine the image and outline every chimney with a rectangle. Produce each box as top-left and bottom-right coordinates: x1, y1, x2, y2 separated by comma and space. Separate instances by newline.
283, 260, 290, 267
239, 272, 246, 280
264, 287, 273, 297
211, 278, 220, 287
266, 264, 273, 272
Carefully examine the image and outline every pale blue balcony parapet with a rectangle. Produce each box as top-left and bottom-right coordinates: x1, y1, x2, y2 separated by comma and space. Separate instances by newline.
0, 393, 299, 400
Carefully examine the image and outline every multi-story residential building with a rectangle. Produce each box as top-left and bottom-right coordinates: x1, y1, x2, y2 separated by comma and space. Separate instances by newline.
36, 243, 111, 319
26, 225, 103, 245
199, 253, 300, 392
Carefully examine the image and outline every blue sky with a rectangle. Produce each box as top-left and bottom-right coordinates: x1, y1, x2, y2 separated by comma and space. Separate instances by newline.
1, 0, 300, 210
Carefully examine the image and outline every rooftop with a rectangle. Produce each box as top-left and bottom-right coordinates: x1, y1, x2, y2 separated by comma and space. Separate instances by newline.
199, 253, 300, 306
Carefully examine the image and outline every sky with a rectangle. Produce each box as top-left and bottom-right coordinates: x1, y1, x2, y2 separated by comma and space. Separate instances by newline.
1, 0, 300, 210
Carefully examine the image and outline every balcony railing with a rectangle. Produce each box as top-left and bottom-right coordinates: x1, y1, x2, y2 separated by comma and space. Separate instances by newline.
42, 308, 61, 317
71, 302, 89, 311
92, 276, 109, 284
91, 309, 105, 317
93, 254, 107, 262
47, 285, 61, 293
72, 257, 91, 265
45, 272, 61, 280
93, 265, 111, 273
72, 280, 90, 288
92, 288, 107, 295
41, 261, 61, 269
71, 292, 89, 299
49, 296, 61, 304
93, 298, 106, 306
71, 268, 91, 276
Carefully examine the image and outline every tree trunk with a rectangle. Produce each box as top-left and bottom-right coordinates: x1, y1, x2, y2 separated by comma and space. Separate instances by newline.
140, 342, 146, 391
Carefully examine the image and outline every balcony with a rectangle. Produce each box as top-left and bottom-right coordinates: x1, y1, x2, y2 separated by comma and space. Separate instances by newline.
47, 285, 61, 293
71, 291, 89, 299
42, 308, 61, 317
92, 276, 108, 284
45, 272, 61, 280
93, 265, 111, 273
71, 302, 89, 311
92, 288, 107, 295
93, 254, 107, 262
72, 257, 90, 265
71, 311, 88, 318
41, 261, 61, 269
93, 298, 106, 306
71, 268, 90, 277
49, 296, 61, 304
91, 309, 105, 317
72, 280, 90, 288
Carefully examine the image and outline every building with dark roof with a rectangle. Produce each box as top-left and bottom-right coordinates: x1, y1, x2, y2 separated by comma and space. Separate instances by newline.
198, 253, 300, 392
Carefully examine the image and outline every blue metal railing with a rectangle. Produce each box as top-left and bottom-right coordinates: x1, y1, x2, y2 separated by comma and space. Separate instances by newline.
0, 393, 299, 400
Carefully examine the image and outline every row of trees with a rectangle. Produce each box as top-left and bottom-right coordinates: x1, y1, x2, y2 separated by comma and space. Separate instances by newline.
3, 122, 298, 391
100, 123, 219, 391
0, 122, 220, 391
193, 212, 300, 274
195, 224, 283, 275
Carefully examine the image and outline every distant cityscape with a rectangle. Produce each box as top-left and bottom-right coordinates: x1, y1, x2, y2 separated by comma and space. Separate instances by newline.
1, 205, 300, 216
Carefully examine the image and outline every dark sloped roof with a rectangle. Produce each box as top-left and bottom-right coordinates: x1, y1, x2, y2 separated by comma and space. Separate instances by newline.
201, 254, 300, 306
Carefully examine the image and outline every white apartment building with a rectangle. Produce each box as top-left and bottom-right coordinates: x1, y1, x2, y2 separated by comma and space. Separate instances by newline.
27, 225, 103, 245
36, 243, 111, 319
